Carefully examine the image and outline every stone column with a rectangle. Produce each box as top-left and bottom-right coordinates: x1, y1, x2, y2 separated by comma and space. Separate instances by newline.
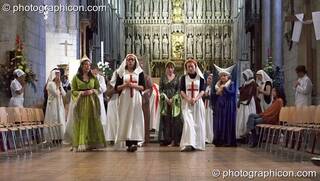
67, 0, 78, 34
57, 0, 67, 33
272, 0, 283, 68
262, 0, 271, 65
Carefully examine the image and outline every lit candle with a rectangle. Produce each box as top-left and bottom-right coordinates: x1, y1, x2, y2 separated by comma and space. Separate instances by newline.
101, 41, 104, 63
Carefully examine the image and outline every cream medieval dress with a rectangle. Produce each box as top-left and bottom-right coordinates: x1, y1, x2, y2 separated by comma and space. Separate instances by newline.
105, 71, 119, 141
44, 70, 66, 140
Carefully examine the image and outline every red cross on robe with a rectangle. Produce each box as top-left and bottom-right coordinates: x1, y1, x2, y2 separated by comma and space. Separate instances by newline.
129, 74, 137, 98
187, 81, 198, 98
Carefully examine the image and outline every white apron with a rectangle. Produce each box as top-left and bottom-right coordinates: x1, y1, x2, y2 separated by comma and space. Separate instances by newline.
117, 72, 145, 142
180, 74, 206, 150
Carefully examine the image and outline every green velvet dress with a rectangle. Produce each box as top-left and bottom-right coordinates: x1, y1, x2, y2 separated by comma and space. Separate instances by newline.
71, 75, 106, 151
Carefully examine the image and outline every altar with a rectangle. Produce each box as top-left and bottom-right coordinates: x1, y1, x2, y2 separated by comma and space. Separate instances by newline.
124, 0, 234, 77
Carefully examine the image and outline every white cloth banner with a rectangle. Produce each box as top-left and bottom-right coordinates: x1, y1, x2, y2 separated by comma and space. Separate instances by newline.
292, 13, 304, 42
312, 11, 320, 40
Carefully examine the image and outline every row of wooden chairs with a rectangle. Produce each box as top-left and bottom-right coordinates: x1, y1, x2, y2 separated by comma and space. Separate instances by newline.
0, 107, 63, 156
256, 105, 320, 156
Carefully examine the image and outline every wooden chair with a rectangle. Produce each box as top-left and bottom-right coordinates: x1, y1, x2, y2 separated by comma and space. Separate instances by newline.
297, 106, 316, 152
0, 107, 9, 156
312, 106, 320, 154
4, 107, 22, 155
28, 108, 45, 147
35, 109, 56, 147
23, 108, 46, 150
255, 107, 288, 150
293, 106, 310, 150
17, 107, 38, 152
267, 107, 289, 151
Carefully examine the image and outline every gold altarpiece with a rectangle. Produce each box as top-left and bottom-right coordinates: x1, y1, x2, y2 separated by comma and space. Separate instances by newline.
124, 0, 234, 78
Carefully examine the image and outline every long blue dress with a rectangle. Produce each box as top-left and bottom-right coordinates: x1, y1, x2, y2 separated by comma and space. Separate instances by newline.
212, 81, 237, 147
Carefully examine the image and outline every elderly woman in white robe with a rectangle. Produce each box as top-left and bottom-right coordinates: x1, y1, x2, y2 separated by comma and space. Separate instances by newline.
115, 54, 145, 152
44, 70, 66, 141
180, 58, 206, 152
9, 69, 26, 107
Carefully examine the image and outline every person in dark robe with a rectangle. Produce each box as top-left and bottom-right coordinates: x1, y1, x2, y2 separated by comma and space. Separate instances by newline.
212, 64, 237, 147
236, 69, 261, 142
158, 61, 182, 146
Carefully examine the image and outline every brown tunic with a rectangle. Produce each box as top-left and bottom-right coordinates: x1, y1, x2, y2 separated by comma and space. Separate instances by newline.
239, 81, 262, 114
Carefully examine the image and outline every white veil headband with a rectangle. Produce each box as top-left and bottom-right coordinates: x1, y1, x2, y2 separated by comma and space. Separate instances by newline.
214, 64, 236, 91
214, 64, 236, 77
184, 58, 204, 79
116, 54, 143, 78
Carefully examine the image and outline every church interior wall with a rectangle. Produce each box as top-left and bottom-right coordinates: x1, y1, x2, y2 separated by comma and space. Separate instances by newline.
0, 0, 46, 107
282, 0, 320, 105
312, 0, 320, 105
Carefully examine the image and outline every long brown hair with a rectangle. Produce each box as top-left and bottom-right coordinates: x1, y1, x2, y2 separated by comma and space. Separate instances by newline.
77, 60, 94, 81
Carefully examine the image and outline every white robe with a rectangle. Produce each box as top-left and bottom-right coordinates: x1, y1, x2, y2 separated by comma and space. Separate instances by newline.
204, 86, 213, 143
44, 81, 66, 139
105, 93, 119, 141
236, 97, 256, 139
149, 83, 160, 131
295, 75, 313, 106
180, 74, 206, 150
117, 71, 145, 142
96, 74, 107, 133
8, 79, 24, 107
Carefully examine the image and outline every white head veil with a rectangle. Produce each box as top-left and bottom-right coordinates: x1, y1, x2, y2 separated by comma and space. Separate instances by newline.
256, 70, 273, 85
48, 69, 61, 82
184, 58, 204, 79
116, 54, 143, 78
242, 69, 255, 85
13, 69, 25, 78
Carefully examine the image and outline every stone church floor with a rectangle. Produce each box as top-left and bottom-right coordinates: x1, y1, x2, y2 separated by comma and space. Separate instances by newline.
0, 144, 319, 181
